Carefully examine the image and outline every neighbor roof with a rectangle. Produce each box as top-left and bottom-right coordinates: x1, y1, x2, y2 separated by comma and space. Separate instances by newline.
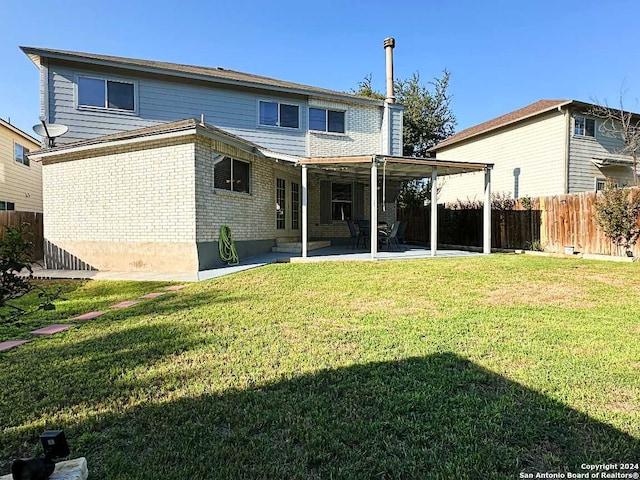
429, 99, 574, 151
21, 46, 384, 106
0, 118, 40, 145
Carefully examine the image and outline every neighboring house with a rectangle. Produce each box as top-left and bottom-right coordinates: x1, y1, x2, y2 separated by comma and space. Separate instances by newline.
430, 99, 639, 204
0, 118, 42, 212
23, 42, 491, 273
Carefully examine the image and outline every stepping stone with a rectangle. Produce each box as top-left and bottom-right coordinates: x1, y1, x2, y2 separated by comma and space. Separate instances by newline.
164, 285, 187, 291
140, 292, 166, 299
0, 340, 30, 352
72, 311, 106, 321
31, 324, 73, 335
110, 300, 140, 309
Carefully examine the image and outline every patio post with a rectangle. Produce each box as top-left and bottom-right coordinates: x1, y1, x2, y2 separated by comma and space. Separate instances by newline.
370, 157, 378, 260
302, 164, 308, 258
430, 167, 438, 257
483, 165, 492, 254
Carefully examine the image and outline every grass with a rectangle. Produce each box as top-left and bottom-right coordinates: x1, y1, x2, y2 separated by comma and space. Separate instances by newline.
0, 255, 639, 479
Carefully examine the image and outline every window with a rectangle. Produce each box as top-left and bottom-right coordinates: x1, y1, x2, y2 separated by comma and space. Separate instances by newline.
309, 108, 345, 133
213, 155, 250, 194
331, 183, 352, 221
259, 101, 299, 128
276, 178, 286, 229
14, 143, 29, 166
595, 178, 619, 191
78, 76, 135, 111
574, 115, 595, 137
291, 182, 299, 230
0, 201, 15, 211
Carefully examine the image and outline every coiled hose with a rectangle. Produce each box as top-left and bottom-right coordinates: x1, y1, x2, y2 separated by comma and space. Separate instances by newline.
218, 225, 239, 265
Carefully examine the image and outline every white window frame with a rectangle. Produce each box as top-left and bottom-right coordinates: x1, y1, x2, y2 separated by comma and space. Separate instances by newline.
258, 100, 301, 129
309, 107, 346, 134
574, 115, 595, 138
14, 142, 30, 167
75, 74, 138, 114
595, 178, 620, 192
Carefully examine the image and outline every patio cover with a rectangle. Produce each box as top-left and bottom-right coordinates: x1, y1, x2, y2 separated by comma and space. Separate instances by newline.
298, 155, 494, 259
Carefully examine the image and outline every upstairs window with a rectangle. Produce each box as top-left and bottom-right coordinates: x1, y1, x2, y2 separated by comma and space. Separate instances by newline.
213, 155, 250, 194
259, 101, 299, 128
309, 108, 345, 133
574, 115, 595, 137
14, 143, 29, 166
78, 76, 135, 111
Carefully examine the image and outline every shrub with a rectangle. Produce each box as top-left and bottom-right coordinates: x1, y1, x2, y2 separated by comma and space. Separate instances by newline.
595, 181, 640, 256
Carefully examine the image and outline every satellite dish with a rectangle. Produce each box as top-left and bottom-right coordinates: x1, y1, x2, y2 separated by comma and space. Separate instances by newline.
33, 122, 69, 147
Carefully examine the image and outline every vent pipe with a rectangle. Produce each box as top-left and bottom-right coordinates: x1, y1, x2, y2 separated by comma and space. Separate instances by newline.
383, 37, 395, 103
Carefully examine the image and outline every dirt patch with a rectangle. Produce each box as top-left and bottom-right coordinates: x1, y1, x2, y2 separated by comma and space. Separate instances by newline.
481, 281, 594, 308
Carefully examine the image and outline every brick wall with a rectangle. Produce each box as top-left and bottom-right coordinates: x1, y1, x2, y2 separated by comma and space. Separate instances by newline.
42, 137, 199, 271
308, 99, 383, 157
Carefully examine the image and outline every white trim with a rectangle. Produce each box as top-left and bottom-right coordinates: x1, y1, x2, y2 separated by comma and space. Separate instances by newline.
256, 148, 300, 163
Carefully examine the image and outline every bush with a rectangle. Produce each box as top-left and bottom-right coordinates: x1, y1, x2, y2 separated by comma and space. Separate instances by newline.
1, 223, 59, 320
595, 181, 640, 256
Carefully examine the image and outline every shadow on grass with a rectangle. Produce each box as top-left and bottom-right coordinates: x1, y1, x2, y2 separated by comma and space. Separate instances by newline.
4, 353, 638, 479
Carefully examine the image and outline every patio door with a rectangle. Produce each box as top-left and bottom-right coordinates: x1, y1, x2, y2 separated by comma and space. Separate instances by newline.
276, 177, 300, 238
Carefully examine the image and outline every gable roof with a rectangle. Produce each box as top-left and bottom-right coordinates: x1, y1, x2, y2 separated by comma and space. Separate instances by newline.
429, 99, 574, 151
0, 118, 40, 145
21, 46, 384, 107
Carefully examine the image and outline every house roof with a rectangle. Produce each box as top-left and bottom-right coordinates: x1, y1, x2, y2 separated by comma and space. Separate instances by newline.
21, 46, 385, 107
0, 117, 40, 145
28, 118, 265, 160
429, 99, 575, 151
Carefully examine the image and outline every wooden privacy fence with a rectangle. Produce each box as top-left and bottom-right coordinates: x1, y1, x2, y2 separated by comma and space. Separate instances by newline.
398, 188, 640, 256
0, 211, 44, 260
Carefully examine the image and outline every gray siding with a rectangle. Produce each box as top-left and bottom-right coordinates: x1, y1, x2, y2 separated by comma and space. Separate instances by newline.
568, 111, 636, 191
390, 104, 403, 156
47, 62, 308, 156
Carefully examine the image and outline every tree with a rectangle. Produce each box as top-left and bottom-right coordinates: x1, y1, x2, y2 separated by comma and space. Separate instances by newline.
595, 181, 640, 256
1, 223, 60, 320
589, 93, 640, 186
353, 70, 456, 157
353, 70, 457, 206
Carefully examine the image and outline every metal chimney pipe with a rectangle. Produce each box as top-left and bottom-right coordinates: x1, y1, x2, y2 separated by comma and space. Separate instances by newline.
383, 37, 395, 103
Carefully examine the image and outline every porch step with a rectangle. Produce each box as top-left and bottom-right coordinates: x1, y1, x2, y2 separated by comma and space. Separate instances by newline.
272, 240, 331, 253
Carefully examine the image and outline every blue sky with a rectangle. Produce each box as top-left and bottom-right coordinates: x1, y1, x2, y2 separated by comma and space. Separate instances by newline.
2, 0, 640, 137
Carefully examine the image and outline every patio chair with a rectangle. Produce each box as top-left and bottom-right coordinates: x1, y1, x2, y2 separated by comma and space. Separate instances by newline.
380, 221, 402, 251
357, 219, 370, 248
346, 220, 359, 249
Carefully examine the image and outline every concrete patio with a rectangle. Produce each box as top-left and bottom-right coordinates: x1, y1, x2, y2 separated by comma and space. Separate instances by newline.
29, 245, 483, 283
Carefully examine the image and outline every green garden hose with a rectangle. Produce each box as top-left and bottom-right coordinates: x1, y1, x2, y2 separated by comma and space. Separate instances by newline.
218, 225, 239, 265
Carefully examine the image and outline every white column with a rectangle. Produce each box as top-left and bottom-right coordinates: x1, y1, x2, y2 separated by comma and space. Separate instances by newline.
483, 166, 492, 254
301, 164, 308, 258
430, 168, 438, 257
370, 158, 378, 260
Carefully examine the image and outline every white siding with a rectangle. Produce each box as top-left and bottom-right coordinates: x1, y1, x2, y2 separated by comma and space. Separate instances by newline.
568, 114, 636, 191
436, 111, 567, 204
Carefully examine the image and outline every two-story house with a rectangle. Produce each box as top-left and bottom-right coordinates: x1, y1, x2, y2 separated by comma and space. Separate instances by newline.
0, 118, 42, 212
22, 41, 491, 273
430, 99, 638, 204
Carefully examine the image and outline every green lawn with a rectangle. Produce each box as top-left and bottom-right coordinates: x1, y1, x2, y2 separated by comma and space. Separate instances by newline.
1, 255, 639, 479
